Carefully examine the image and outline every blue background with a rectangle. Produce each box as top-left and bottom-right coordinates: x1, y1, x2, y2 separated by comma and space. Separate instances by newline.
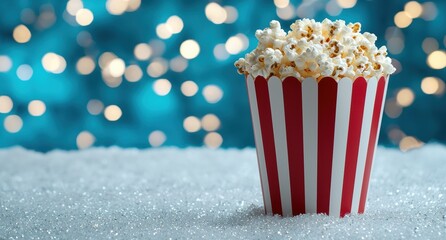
0, 0, 445, 151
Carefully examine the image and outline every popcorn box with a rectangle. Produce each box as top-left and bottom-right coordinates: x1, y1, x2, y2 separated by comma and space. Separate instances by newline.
246, 75, 388, 217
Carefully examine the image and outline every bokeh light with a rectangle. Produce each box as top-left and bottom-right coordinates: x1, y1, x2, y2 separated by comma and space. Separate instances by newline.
0, 96, 13, 114
180, 40, 200, 59
16, 64, 33, 81
76, 56, 96, 75
42, 53, 67, 74
104, 105, 122, 121
76, 131, 95, 149
204, 132, 223, 148
203, 85, 223, 104
201, 114, 220, 132
148, 130, 166, 147
0, 56, 13, 72
4, 115, 23, 133
336, 0, 357, 9
183, 116, 201, 133
394, 11, 412, 28
134, 43, 152, 60
75, 8, 94, 26
181, 81, 199, 97
28, 100, 46, 117
427, 50, 446, 69
87, 100, 104, 115
153, 79, 171, 96
13, 24, 31, 43
396, 88, 415, 107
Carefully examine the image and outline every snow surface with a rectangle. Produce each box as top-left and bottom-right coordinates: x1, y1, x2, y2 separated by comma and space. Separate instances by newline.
0, 145, 445, 239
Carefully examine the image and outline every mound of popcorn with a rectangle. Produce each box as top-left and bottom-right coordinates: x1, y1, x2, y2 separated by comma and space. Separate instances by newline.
235, 19, 396, 80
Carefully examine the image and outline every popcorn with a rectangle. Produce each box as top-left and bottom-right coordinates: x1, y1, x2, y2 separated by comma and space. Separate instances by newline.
235, 19, 396, 80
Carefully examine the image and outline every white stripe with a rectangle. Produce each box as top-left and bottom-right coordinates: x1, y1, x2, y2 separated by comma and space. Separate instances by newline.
268, 77, 292, 216
302, 77, 318, 213
328, 78, 352, 216
367, 77, 390, 198
350, 77, 379, 213
246, 75, 272, 215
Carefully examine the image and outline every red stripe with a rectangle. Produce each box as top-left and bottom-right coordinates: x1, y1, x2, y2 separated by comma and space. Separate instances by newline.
358, 77, 386, 213
317, 77, 338, 214
283, 77, 305, 215
340, 77, 367, 216
254, 76, 282, 215
245, 76, 268, 214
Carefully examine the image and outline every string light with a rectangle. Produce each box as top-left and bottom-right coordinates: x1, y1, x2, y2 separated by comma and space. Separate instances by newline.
148, 130, 166, 147
181, 81, 199, 97
4, 115, 23, 133
16, 64, 33, 81
28, 100, 46, 116
204, 132, 223, 148
104, 105, 122, 121
0, 96, 13, 114
183, 116, 201, 133
180, 40, 200, 59
153, 79, 171, 96
13, 24, 31, 43
76, 131, 95, 149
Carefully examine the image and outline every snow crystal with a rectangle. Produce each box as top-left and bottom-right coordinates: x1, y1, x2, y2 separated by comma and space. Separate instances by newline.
0, 145, 445, 239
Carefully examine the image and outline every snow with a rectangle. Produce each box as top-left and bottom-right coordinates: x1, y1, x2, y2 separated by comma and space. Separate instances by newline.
0, 145, 445, 239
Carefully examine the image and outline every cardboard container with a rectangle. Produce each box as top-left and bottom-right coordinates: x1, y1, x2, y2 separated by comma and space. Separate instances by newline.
246, 75, 388, 217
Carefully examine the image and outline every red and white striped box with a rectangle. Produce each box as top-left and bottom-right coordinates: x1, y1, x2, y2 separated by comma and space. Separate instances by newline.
246, 75, 388, 217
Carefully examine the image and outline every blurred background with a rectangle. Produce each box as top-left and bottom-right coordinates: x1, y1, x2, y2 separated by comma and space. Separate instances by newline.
0, 0, 445, 152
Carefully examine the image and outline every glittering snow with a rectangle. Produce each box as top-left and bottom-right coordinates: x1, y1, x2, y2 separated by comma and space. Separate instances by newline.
0, 145, 445, 239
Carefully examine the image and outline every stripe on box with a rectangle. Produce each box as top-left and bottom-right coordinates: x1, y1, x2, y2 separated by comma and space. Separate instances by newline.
317, 77, 338, 214
358, 76, 388, 213
350, 77, 379, 213
302, 78, 318, 213
283, 77, 306, 215
340, 77, 367, 216
268, 77, 292, 216
329, 78, 352, 216
254, 76, 283, 215
246, 75, 272, 215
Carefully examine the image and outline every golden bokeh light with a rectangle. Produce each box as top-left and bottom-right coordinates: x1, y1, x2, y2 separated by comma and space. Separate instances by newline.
147, 58, 168, 78
13, 24, 31, 43
148, 130, 166, 147
16, 64, 33, 81
76, 131, 95, 149
106, 0, 128, 15
76, 56, 96, 75
124, 64, 143, 82
396, 88, 415, 107
394, 11, 412, 28
274, 0, 289, 8
421, 2, 438, 21
107, 58, 126, 77
213, 44, 230, 61
180, 39, 200, 59
66, 0, 83, 16
75, 8, 94, 26
28, 100, 46, 116
384, 99, 403, 119
156, 23, 172, 39
201, 114, 220, 132
225, 36, 244, 55
169, 56, 188, 72
42, 52, 67, 74
421, 37, 439, 54
404, 1, 422, 18
204, 132, 223, 148
205, 2, 227, 24
183, 116, 201, 133
399, 136, 423, 152
0, 55, 12, 72
99, 52, 117, 69
134, 43, 152, 60
181, 81, 199, 97
126, 0, 141, 12
426, 50, 446, 70
276, 4, 295, 20
153, 79, 172, 96
104, 105, 122, 121
4, 115, 23, 133
166, 15, 184, 34
336, 0, 357, 9
87, 99, 104, 115
0, 96, 13, 114
223, 6, 238, 24
203, 85, 223, 104
421, 77, 445, 95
